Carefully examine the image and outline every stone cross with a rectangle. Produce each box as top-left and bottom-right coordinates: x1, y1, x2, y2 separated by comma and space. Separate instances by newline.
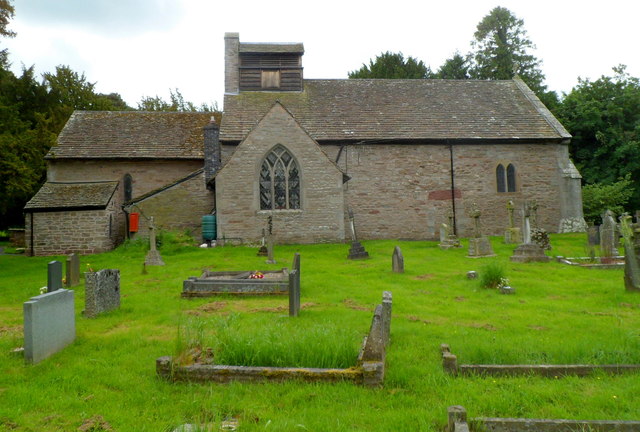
529, 200, 538, 228
47, 260, 63, 292
448, 210, 456, 235
392, 246, 404, 273
507, 200, 515, 228
522, 204, 532, 244
439, 223, 449, 244
468, 203, 481, 238
348, 208, 358, 242
257, 228, 268, 257
66, 253, 80, 287
144, 217, 165, 266
149, 217, 157, 252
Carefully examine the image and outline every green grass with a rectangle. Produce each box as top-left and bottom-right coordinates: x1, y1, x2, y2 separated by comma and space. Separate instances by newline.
0, 233, 639, 431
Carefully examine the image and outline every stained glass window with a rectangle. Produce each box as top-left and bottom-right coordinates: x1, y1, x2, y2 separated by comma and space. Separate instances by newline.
496, 163, 516, 193
259, 145, 301, 210
506, 164, 516, 192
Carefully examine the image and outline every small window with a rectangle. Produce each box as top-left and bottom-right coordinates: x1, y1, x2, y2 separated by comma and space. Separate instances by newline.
123, 174, 133, 202
260, 145, 300, 210
496, 163, 516, 193
261, 70, 280, 89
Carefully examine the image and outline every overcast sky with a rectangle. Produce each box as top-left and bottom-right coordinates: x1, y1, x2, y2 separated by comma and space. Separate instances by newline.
4, 0, 640, 109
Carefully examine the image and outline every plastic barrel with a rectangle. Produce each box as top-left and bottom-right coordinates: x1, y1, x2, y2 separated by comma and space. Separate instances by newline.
202, 215, 216, 241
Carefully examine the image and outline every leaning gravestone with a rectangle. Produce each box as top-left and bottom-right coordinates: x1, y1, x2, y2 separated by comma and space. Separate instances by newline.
144, 217, 165, 266
288, 253, 301, 317
439, 211, 462, 249
66, 253, 80, 287
23, 289, 75, 364
503, 200, 522, 244
467, 204, 495, 258
600, 210, 619, 258
85, 269, 121, 318
47, 261, 63, 292
620, 214, 640, 292
392, 246, 404, 273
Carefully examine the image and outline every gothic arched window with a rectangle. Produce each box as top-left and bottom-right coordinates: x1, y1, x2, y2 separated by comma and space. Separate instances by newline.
123, 174, 133, 202
496, 163, 516, 193
259, 145, 300, 210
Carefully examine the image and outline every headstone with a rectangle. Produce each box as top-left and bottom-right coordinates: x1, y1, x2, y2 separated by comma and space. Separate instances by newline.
600, 210, 619, 258
144, 217, 165, 266
84, 269, 121, 318
23, 289, 75, 364
587, 225, 601, 246
392, 246, 404, 273
511, 202, 550, 263
288, 253, 301, 317
466, 203, 495, 258
47, 261, 63, 292
620, 215, 640, 292
439, 213, 462, 249
65, 253, 80, 287
347, 208, 369, 259
265, 234, 276, 264
381, 291, 392, 347
503, 200, 522, 244
257, 228, 268, 257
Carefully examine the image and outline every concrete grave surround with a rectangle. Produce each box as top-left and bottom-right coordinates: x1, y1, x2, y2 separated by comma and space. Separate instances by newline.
23, 289, 75, 364
84, 269, 121, 318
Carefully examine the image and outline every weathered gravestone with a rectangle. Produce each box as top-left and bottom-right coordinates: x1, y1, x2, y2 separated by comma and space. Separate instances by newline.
65, 253, 80, 287
439, 211, 462, 249
144, 217, 165, 266
288, 253, 301, 317
47, 260, 63, 293
23, 289, 75, 364
528, 201, 552, 250
503, 200, 522, 244
511, 202, 550, 263
85, 269, 121, 318
600, 210, 619, 258
587, 225, 600, 246
265, 216, 276, 264
392, 246, 404, 273
347, 208, 369, 259
466, 204, 495, 258
257, 228, 268, 257
620, 214, 640, 292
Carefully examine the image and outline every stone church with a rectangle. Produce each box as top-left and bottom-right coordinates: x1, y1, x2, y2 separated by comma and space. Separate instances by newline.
24, 33, 585, 256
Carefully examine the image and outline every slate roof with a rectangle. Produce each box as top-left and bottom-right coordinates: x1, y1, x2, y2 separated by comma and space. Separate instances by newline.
240, 42, 304, 54
47, 111, 213, 160
220, 78, 570, 143
24, 181, 118, 211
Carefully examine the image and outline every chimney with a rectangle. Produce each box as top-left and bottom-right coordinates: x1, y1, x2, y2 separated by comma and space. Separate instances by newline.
224, 32, 240, 94
203, 116, 220, 188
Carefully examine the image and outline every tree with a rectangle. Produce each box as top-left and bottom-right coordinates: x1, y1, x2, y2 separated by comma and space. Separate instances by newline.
469, 7, 546, 95
435, 52, 470, 79
557, 65, 640, 210
581, 176, 634, 225
348, 52, 433, 79
137, 88, 218, 112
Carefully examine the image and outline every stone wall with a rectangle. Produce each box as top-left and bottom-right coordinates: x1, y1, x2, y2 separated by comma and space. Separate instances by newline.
320, 142, 570, 240
26, 207, 119, 256
127, 171, 215, 240
216, 104, 345, 244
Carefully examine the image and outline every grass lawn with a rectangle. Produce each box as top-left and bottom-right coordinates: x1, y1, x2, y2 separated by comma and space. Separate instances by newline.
0, 233, 639, 431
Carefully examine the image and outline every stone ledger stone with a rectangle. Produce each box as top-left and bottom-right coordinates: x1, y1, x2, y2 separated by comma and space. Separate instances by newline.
510, 243, 550, 263
23, 289, 75, 364
84, 269, 121, 318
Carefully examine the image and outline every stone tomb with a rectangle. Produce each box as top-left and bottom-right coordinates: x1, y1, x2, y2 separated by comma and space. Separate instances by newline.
84, 269, 121, 318
23, 289, 75, 364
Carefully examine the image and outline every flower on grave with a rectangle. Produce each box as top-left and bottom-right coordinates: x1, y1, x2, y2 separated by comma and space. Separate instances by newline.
86, 263, 94, 273
39, 287, 47, 295
249, 271, 264, 279
496, 277, 510, 290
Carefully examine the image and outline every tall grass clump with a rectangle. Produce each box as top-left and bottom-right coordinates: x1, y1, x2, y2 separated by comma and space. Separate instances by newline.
479, 261, 506, 289
208, 314, 361, 369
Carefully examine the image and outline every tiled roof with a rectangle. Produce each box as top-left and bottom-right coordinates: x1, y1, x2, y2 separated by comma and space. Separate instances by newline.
24, 181, 118, 211
47, 111, 213, 159
240, 43, 304, 54
220, 78, 570, 143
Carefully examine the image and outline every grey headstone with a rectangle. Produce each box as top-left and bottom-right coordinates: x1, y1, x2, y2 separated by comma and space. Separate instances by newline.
392, 246, 404, 273
587, 225, 600, 246
23, 289, 75, 364
266, 234, 276, 264
66, 253, 80, 287
47, 261, 63, 292
600, 210, 619, 257
84, 269, 121, 318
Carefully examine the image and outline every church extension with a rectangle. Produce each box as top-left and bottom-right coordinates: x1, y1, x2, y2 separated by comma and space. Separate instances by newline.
23, 33, 586, 256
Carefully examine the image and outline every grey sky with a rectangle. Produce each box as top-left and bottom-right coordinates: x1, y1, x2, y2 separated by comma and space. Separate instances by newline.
4, 0, 640, 108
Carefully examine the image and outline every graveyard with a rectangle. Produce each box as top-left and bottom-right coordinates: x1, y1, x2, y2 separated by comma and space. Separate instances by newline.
0, 232, 639, 431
